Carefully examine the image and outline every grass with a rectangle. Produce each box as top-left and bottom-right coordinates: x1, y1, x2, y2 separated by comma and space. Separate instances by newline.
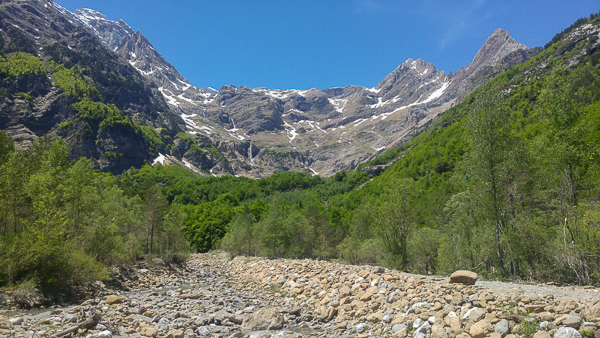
516, 317, 538, 338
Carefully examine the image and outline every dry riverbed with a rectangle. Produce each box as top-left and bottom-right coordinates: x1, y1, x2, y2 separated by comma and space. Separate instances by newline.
1, 252, 600, 338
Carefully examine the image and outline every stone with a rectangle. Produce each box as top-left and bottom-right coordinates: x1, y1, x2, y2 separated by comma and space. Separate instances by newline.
450, 315, 462, 332
339, 285, 351, 298
167, 329, 184, 338
495, 319, 510, 336
335, 320, 347, 330
553, 326, 582, 338
393, 327, 407, 338
383, 314, 392, 323
450, 270, 479, 285
62, 314, 77, 324
106, 295, 123, 305
141, 326, 159, 338
469, 308, 486, 322
359, 291, 374, 302
582, 302, 600, 320
431, 324, 448, 338
99, 331, 113, 338
534, 332, 552, 338
392, 323, 407, 334
241, 308, 284, 331
196, 327, 210, 336
322, 306, 337, 322
8, 317, 23, 325
562, 316, 581, 329
470, 319, 493, 338
413, 322, 431, 338
224, 314, 242, 324
367, 311, 385, 322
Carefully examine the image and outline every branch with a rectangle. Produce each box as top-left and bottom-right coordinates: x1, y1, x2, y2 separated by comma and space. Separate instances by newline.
50, 312, 102, 338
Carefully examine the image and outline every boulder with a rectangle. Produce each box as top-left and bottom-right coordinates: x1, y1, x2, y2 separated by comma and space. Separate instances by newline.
450, 270, 479, 285
470, 319, 493, 338
582, 301, 600, 321
562, 316, 581, 329
167, 329, 184, 338
431, 324, 448, 338
106, 295, 123, 305
339, 285, 351, 298
8, 317, 23, 325
140, 326, 158, 338
241, 308, 284, 331
414, 322, 431, 338
554, 326, 582, 338
367, 311, 385, 323
392, 323, 407, 334
495, 319, 510, 337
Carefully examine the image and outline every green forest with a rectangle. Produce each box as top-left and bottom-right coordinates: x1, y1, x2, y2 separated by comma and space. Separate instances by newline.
1, 13, 600, 298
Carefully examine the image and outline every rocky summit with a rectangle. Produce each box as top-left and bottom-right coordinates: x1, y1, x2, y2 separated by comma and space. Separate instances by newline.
2, 253, 599, 338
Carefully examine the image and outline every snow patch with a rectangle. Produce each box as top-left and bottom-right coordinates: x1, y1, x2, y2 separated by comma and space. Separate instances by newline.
420, 81, 449, 104
177, 93, 198, 105
329, 99, 347, 115
282, 120, 298, 142
158, 87, 181, 107
152, 153, 166, 165
353, 118, 368, 128
369, 97, 392, 109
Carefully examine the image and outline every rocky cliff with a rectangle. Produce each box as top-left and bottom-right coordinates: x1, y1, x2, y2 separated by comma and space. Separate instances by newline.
0, 0, 186, 173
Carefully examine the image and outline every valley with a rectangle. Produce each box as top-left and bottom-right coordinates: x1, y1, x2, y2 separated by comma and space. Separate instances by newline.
1, 2, 600, 337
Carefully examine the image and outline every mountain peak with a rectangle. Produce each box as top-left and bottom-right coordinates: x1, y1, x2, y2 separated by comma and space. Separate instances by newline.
73, 8, 108, 21
491, 28, 510, 37
458, 28, 527, 78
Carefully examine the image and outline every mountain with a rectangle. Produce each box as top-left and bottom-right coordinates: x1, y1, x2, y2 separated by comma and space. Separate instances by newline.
0, 0, 541, 178
0, 0, 217, 173
53, 6, 217, 107
62, 5, 540, 177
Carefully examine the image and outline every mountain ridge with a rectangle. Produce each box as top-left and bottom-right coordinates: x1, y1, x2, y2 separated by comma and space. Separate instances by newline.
1, 0, 542, 177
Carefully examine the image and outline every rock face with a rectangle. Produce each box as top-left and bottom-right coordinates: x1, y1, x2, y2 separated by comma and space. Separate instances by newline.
450, 270, 479, 285
58, 3, 542, 178
0, 0, 186, 174
55, 5, 215, 109
240, 308, 284, 331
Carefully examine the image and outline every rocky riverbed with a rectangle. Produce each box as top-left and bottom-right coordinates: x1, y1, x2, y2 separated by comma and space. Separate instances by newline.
1, 252, 600, 338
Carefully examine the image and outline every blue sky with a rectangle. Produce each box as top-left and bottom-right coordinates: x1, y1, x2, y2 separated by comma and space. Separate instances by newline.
55, 0, 598, 90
